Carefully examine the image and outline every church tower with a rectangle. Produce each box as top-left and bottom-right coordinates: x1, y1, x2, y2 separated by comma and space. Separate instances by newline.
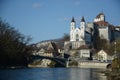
70, 17, 76, 41
80, 16, 86, 40
71, 17, 76, 31
80, 16, 86, 29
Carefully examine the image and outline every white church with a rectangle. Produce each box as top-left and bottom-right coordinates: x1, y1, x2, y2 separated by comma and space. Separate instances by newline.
69, 16, 91, 49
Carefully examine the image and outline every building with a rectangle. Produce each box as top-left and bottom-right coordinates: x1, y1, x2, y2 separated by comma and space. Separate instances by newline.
33, 41, 60, 57
64, 16, 92, 51
114, 26, 120, 40
94, 13, 112, 42
97, 50, 114, 62
64, 12, 120, 59
97, 50, 107, 62
79, 49, 90, 59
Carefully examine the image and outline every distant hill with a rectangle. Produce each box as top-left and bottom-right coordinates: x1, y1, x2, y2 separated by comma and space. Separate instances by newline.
33, 33, 70, 49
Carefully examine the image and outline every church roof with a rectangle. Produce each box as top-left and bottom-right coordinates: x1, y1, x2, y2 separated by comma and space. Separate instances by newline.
81, 16, 85, 22
71, 17, 75, 22
95, 21, 109, 26
98, 49, 107, 55
96, 13, 105, 18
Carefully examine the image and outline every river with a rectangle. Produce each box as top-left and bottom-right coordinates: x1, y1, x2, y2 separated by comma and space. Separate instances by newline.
0, 68, 107, 80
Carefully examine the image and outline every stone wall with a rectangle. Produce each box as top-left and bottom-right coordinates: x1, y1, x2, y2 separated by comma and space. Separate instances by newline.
78, 61, 109, 68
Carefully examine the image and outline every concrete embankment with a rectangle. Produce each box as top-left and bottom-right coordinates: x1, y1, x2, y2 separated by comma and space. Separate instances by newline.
78, 61, 109, 68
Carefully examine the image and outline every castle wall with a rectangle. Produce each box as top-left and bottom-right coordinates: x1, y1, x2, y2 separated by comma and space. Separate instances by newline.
99, 27, 110, 41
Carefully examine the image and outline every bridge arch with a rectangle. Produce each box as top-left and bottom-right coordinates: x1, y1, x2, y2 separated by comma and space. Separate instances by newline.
29, 55, 67, 67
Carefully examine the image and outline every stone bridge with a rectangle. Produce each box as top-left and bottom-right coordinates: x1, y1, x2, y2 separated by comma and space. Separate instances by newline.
29, 55, 67, 67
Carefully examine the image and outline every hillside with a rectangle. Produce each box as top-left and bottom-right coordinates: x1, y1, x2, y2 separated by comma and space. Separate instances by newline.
33, 33, 70, 49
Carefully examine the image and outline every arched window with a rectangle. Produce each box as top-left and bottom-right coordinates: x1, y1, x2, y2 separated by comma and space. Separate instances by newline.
76, 34, 79, 41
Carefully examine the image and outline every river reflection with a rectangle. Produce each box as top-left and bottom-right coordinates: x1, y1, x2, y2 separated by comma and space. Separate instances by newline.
68, 68, 106, 80
0, 68, 107, 80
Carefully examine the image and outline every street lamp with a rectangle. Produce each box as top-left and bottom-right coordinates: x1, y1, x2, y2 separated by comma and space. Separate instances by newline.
114, 41, 117, 58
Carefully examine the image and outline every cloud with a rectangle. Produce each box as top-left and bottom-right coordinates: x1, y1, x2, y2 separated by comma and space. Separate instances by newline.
76, 17, 81, 21
63, 17, 70, 21
32, 3, 42, 8
58, 17, 82, 22
57, 16, 83, 22
74, 1, 80, 6
57, 17, 69, 22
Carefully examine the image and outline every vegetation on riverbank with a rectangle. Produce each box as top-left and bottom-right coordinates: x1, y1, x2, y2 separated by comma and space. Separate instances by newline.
104, 57, 120, 80
0, 18, 33, 68
105, 70, 120, 80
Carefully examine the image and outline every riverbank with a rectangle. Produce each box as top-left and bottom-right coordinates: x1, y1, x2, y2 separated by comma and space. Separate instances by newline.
0, 66, 27, 69
105, 71, 120, 80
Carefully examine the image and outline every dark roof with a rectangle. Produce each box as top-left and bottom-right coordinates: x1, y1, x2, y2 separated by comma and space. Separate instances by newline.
96, 13, 105, 18
81, 16, 85, 22
71, 17, 75, 22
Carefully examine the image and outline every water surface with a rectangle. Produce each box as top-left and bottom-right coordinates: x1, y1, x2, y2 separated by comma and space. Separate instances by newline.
0, 68, 107, 80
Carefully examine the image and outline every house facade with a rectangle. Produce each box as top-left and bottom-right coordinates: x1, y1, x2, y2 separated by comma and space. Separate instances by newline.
97, 50, 107, 62
97, 50, 114, 62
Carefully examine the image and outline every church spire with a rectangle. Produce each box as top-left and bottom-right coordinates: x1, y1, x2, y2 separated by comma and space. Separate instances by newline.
71, 17, 75, 22
70, 17, 76, 31
80, 16, 86, 29
81, 16, 85, 22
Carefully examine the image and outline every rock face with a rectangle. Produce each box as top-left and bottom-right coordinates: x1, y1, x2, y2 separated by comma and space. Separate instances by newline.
28, 59, 56, 67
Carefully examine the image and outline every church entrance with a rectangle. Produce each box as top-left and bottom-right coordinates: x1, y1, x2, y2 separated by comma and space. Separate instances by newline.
76, 34, 79, 41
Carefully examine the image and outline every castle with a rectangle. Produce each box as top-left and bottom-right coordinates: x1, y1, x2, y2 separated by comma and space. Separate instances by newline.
64, 13, 120, 55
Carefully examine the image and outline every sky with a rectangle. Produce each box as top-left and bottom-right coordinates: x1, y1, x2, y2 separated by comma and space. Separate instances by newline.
0, 0, 120, 44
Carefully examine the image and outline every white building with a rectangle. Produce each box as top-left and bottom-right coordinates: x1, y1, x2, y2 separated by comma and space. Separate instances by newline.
70, 17, 91, 42
64, 17, 92, 51
97, 50, 107, 62
97, 50, 114, 62
79, 49, 90, 58
94, 13, 105, 22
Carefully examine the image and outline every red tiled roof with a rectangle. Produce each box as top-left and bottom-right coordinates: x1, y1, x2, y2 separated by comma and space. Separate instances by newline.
95, 21, 109, 26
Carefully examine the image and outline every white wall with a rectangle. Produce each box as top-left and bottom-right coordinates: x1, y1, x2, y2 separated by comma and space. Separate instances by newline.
99, 27, 109, 41
79, 49, 90, 58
